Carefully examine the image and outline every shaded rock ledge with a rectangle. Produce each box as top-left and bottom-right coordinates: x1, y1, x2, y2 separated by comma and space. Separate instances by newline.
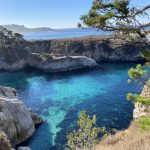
0, 86, 43, 149
0, 52, 98, 72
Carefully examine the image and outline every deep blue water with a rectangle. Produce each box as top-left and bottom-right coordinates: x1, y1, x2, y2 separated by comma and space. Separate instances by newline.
24, 28, 109, 40
0, 62, 141, 150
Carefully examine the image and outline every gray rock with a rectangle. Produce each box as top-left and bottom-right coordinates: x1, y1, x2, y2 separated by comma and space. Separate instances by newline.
30, 111, 43, 125
0, 86, 18, 99
25, 35, 150, 61
0, 48, 98, 71
133, 102, 150, 119
27, 54, 98, 72
17, 146, 31, 150
0, 86, 42, 147
133, 84, 150, 119
0, 35, 150, 72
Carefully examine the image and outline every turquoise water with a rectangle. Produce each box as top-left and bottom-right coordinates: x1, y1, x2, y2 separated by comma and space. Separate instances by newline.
24, 28, 109, 40
0, 62, 140, 150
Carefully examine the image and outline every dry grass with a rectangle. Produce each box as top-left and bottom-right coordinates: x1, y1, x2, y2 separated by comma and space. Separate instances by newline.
95, 120, 150, 150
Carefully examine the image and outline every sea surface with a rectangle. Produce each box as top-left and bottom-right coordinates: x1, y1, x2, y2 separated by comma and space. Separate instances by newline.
23, 28, 109, 40
0, 62, 142, 150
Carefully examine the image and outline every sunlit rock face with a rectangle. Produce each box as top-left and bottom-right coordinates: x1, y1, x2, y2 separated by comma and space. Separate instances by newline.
141, 83, 150, 98
0, 86, 43, 147
133, 84, 150, 119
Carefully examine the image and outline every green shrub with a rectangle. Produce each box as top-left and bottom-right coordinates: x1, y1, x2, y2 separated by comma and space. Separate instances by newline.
127, 93, 150, 105
134, 96, 150, 105
138, 116, 150, 131
128, 64, 147, 80
66, 111, 105, 150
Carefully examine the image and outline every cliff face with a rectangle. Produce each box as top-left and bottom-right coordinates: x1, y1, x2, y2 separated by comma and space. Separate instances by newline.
133, 84, 150, 119
25, 35, 150, 61
96, 84, 150, 150
0, 86, 43, 148
0, 35, 150, 71
0, 49, 97, 72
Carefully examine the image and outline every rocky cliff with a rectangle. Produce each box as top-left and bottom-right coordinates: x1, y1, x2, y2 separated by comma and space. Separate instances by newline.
25, 35, 150, 61
0, 49, 98, 72
0, 35, 150, 72
0, 86, 43, 148
96, 84, 150, 150
133, 83, 150, 119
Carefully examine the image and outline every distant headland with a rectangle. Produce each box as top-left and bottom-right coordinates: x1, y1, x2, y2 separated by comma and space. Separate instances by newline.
2, 24, 53, 34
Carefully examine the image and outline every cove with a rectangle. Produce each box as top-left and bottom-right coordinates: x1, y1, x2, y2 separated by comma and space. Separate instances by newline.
0, 62, 141, 150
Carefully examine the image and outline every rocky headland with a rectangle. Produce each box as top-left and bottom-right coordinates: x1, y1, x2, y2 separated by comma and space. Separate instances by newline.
0, 35, 150, 72
0, 86, 43, 150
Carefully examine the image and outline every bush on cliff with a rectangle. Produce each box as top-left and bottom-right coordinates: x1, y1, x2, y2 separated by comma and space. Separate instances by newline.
138, 116, 150, 131
66, 111, 106, 150
127, 49, 150, 105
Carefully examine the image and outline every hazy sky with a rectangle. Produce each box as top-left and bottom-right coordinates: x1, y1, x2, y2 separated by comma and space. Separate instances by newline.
0, 0, 149, 29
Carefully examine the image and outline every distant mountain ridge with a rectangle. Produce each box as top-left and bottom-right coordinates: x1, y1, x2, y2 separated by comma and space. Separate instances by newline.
2, 24, 53, 34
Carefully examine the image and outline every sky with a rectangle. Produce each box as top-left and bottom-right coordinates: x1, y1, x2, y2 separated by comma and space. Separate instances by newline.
0, 0, 149, 29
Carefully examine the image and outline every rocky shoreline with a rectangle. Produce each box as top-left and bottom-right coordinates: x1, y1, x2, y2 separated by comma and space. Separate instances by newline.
0, 35, 150, 72
0, 53, 98, 72
0, 86, 43, 150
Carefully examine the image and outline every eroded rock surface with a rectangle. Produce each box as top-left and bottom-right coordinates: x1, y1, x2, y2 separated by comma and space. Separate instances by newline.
0, 35, 150, 72
0, 86, 43, 147
133, 84, 150, 119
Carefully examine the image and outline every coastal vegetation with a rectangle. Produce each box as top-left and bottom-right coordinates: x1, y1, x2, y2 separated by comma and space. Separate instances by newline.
127, 50, 150, 105
0, 25, 24, 48
138, 116, 150, 131
67, 111, 106, 150
79, 0, 150, 36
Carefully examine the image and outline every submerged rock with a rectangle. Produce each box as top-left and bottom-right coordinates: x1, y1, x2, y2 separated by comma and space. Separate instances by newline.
17, 147, 31, 150
30, 111, 43, 125
0, 86, 43, 147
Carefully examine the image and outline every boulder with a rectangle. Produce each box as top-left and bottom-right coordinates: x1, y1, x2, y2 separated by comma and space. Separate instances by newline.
0, 86, 43, 147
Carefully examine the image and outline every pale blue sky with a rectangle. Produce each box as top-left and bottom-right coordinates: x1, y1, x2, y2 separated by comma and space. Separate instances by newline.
0, 0, 149, 29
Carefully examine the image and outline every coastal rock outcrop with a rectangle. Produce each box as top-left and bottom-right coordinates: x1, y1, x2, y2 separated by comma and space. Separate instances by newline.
0, 86, 43, 147
27, 53, 97, 72
133, 83, 150, 119
0, 35, 150, 72
25, 35, 150, 61
0, 48, 98, 72
133, 102, 150, 119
